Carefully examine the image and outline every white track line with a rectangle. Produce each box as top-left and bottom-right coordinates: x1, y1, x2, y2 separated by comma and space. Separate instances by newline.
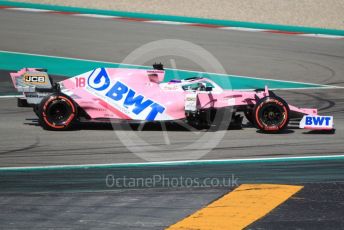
1, 154, 344, 171
0, 95, 21, 98
6, 7, 53, 13
0, 50, 342, 99
145, 20, 193, 25
1, 50, 342, 90
220, 27, 266, 32
299, 34, 344, 39
73, 14, 119, 19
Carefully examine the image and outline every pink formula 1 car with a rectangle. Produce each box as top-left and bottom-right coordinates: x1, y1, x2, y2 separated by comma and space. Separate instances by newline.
10, 64, 334, 132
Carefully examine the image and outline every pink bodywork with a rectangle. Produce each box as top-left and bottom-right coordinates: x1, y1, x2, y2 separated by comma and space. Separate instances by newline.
58, 68, 317, 121
10, 67, 317, 121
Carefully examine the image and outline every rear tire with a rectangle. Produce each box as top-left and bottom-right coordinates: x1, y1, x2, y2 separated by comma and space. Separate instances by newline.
33, 105, 39, 117
253, 96, 289, 133
38, 93, 77, 131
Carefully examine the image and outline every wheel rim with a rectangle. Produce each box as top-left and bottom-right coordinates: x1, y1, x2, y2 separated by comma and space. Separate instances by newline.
47, 101, 70, 124
43, 97, 75, 127
255, 98, 289, 131
259, 103, 285, 126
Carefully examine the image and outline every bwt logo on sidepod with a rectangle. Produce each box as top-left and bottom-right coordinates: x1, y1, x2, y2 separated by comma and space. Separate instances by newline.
87, 68, 165, 121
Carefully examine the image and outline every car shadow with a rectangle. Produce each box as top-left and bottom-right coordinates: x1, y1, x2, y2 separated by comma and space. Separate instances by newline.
256, 129, 295, 134
302, 129, 336, 135
24, 119, 244, 132
25, 119, 333, 134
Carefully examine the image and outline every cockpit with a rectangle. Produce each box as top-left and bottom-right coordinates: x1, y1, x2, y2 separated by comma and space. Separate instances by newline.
160, 77, 223, 93
182, 82, 212, 91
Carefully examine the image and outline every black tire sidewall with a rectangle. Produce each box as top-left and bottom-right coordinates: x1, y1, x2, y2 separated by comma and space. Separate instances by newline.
254, 96, 290, 132
38, 93, 77, 130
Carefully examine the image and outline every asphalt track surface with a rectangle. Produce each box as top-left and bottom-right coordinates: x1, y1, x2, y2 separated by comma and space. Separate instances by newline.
1, 161, 344, 229
0, 10, 344, 229
0, 10, 344, 166
1, 183, 343, 229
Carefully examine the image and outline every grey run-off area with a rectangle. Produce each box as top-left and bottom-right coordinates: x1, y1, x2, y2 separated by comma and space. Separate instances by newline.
10, 0, 344, 29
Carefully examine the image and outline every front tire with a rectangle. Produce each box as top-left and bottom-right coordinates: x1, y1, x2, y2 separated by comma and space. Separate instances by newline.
38, 93, 77, 130
253, 96, 289, 133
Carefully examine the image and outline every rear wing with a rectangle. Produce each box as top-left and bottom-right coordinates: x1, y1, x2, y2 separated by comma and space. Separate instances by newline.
10, 68, 54, 106
10, 68, 53, 92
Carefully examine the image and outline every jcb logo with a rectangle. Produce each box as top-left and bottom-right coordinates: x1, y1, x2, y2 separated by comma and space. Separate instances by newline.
24, 75, 46, 84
